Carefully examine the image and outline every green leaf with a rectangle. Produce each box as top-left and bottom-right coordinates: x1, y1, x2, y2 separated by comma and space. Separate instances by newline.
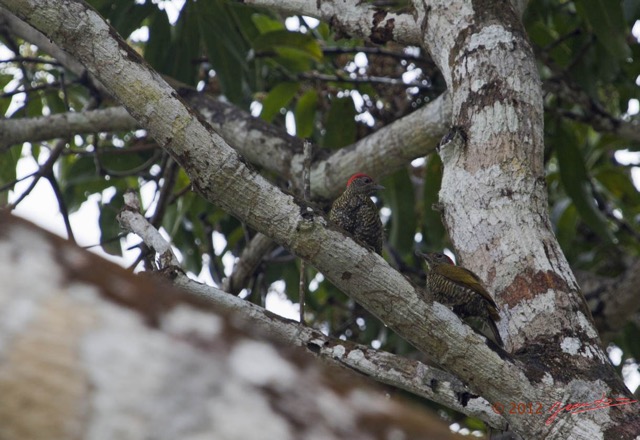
294, 89, 317, 138
145, 9, 172, 71
99, 191, 124, 256
0, 144, 22, 194
323, 96, 356, 149
383, 170, 416, 256
168, 1, 201, 85
43, 90, 67, 115
552, 198, 579, 253
271, 47, 315, 72
575, 0, 631, 60
59, 155, 114, 213
253, 30, 323, 61
623, 0, 640, 23
0, 74, 15, 116
110, 1, 156, 39
555, 125, 615, 243
260, 82, 299, 122
195, 0, 252, 104
144, 1, 200, 84
251, 13, 284, 33
25, 94, 44, 118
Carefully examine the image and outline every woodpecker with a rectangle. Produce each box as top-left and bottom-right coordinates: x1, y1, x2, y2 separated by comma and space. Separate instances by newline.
417, 251, 503, 346
329, 173, 384, 254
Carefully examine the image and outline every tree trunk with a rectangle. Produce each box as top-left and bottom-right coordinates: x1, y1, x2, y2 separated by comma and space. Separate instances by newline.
0, 0, 638, 438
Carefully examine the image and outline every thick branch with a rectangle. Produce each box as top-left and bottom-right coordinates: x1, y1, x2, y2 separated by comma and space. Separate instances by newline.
0, 107, 136, 148
117, 199, 505, 427
0, 88, 449, 200
7, 1, 637, 437
243, 0, 528, 47
1, 3, 448, 199
0, 213, 466, 440
2, 0, 532, 425
409, 0, 638, 437
243, 0, 421, 46
178, 271, 507, 429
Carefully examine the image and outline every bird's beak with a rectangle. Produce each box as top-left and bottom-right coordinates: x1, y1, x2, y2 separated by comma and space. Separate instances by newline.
373, 184, 385, 191
415, 251, 431, 269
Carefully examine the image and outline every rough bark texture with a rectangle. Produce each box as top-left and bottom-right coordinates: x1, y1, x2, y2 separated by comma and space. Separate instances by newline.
2, 0, 526, 428
411, 0, 638, 438
1, 0, 638, 438
0, 6, 448, 201
116, 194, 506, 426
243, 0, 422, 45
0, 214, 468, 440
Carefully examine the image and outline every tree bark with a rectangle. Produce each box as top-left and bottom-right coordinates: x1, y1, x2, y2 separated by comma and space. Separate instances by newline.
1, 0, 637, 438
0, 213, 466, 440
117, 195, 505, 427
409, 0, 638, 438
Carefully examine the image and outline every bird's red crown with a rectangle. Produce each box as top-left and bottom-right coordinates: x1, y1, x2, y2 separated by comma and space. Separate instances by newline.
347, 173, 372, 187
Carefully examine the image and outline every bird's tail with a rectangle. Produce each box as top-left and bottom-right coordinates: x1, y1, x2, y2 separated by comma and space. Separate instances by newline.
486, 318, 504, 347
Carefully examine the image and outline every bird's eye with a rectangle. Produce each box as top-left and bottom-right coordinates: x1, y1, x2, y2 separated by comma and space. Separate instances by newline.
364, 177, 372, 183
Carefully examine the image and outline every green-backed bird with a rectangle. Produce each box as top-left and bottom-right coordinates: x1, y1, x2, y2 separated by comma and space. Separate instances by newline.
329, 173, 384, 254
417, 251, 503, 346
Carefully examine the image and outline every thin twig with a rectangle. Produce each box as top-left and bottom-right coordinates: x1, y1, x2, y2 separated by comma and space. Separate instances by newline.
592, 185, 640, 241
0, 29, 33, 114
201, 215, 225, 286
0, 56, 62, 66
167, 184, 192, 205
322, 46, 425, 62
8, 139, 66, 210
150, 158, 178, 228
81, 232, 127, 250
45, 172, 76, 243
94, 144, 162, 178
0, 170, 38, 193
299, 140, 312, 324
541, 27, 582, 53
299, 71, 430, 90
0, 80, 78, 99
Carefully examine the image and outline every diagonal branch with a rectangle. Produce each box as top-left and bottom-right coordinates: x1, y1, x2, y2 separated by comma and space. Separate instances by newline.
8, 139, 66, 209
222, 232, 277, 294
117, 193, 505, 428
0, 3, 449, 200
1, 1, 545, 434
0, 89, 450, 200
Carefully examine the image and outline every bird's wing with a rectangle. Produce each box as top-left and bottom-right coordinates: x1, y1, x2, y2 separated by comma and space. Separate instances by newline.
437, 264, 498, 308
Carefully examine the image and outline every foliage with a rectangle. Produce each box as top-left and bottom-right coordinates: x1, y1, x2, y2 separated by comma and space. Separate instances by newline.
1, 0, 639, 432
